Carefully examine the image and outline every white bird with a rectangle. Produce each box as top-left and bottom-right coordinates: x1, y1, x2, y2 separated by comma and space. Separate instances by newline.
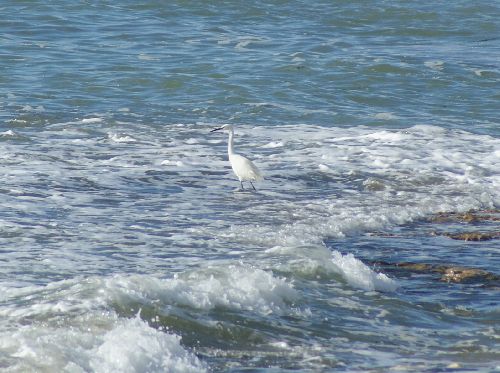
210, 124, 264, 190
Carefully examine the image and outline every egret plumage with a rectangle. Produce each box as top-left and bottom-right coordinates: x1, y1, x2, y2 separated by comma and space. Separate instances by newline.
210, 124, 264, 190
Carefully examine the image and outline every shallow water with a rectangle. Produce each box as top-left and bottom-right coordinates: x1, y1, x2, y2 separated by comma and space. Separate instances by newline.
1, 1, 499, 372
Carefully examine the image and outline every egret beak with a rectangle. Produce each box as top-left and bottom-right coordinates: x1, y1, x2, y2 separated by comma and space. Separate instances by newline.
210, 127, 223, 133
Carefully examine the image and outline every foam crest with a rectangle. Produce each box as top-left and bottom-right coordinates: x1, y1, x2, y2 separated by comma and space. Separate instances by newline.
266, 245, 397, 292
106, 265, 299, 315
2, 264, 299, 321
330, 251, 398, 292
108, 132, 137, 143
90, 316, 206, 373
0, 314, 205, 373
0, 265, 299, 370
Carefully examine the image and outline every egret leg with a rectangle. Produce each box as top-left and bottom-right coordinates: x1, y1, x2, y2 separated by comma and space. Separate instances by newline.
250, 181, 256, 191
240, 181, 244, 190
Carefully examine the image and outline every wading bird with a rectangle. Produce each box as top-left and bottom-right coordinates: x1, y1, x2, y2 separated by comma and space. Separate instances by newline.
210, 124, 264, 190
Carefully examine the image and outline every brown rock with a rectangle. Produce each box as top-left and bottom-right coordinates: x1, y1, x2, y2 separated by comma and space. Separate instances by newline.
440, 267, 494, 283
430, 210, 500, 224
456, 213, 479, 223
372, 260, 499, 284
396, 262, 435, 272
443, 232, 499, 241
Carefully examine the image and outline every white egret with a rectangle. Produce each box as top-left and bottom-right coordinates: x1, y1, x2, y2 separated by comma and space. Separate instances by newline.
210, 124, 264, 190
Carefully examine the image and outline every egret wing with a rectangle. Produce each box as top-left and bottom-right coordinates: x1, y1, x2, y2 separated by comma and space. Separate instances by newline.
230, 154, 264, 181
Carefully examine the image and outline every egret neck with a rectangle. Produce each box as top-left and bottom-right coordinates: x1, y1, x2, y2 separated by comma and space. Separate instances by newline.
227, 127, 235, 156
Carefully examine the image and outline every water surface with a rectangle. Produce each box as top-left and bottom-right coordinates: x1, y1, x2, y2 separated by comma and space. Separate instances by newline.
1, 1, 499, 372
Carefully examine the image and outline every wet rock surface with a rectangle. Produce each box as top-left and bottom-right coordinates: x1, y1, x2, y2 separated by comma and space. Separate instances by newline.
372, 261, 499, 285
441, 231, 500, 241
429, 211, 500, 224
351, 210, 500, 288
430, 210, 500, 241
440, 267, 496, 283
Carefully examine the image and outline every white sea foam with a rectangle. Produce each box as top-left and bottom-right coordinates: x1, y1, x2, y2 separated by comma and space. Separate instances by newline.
108, 132, 137, 143
89, 316, 206, 373
1, 130, 17, 137
262, 141, 285, 148
138, 53, 159, 61
233, 36, 267, 50
212, 124, 499, 250
0, 313, 205, 373
105, 265, 299, 315
424, 60, 444, 71
330, 251, 397, 292
373, 112, 398, 120
21, 105, 45, 112
1, 264, 299, 331
0, 263, 301, 370
318, 163, 332, 172
80, 117, 103, 124
161, 159, 185, 167
266, 245, 397, 292
1, 122, 498, 368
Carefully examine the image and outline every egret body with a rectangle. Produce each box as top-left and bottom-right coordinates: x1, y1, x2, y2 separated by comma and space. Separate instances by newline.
210, 124, 264, 190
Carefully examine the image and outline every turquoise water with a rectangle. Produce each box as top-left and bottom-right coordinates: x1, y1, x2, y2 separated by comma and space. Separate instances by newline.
1, 1, 499, 372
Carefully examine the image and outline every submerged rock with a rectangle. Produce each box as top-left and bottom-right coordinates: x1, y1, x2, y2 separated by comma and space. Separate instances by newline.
442, 231, 500, 241
429, 210, 500, 224
426, 210, 500, 241
372, 261, 499, 285
366, 210, 500, 285
362, 177, 386, 191
440, 267, 496, 283
395, 262, 435, 272
431, 212, 478, 223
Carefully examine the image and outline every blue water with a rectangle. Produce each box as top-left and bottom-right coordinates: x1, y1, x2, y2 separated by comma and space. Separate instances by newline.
3, 1, 500, 132
1, 1, 499, 372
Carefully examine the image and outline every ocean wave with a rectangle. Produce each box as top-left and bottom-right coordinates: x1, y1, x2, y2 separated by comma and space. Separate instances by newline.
266, 245, 397, 292
0, 313, 205, 373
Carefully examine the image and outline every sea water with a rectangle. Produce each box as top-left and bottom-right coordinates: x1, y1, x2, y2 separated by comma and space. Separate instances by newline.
1, 1, 499, 372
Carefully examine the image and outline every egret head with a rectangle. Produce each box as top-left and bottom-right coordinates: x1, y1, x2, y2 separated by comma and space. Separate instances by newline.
210, 124, 234, 133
